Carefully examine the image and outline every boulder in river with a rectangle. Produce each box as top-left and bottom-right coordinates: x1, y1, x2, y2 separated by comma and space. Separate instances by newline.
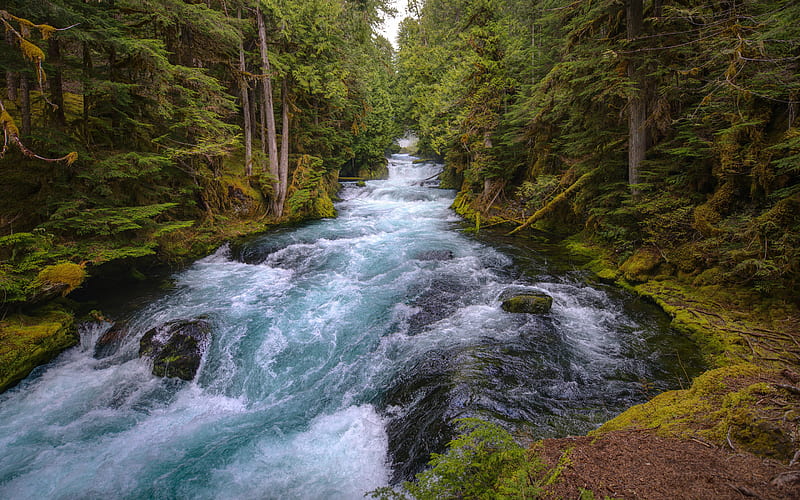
139, 319, 211, 380
501, 292, 553, 314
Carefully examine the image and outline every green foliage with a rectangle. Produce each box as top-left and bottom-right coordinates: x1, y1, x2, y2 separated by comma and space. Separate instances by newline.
396, 0, 800, 298
45, 203, 178, 237
286, 155, 336, 220
371, 418, 545, 500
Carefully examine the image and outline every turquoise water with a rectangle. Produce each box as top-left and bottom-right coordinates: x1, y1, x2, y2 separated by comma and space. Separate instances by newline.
0, 155, 701, 498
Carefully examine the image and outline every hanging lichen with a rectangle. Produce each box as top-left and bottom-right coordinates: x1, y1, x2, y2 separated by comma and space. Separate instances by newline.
18, 38, 45, 63
0, 109, 20, 137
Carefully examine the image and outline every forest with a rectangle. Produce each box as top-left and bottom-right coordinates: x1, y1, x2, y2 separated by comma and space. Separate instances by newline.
1, 0, 399, 307
396, 0, 799, 299
1, 0, 799, 498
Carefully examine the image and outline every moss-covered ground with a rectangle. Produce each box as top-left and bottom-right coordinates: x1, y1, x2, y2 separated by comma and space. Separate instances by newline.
0, 305, 76, 393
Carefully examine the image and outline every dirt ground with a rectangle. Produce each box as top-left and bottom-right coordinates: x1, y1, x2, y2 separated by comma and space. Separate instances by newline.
538, 430, 800, 499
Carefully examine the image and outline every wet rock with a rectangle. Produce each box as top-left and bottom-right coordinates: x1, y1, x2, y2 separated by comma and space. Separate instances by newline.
139, 319, 211, 380
414, 250, 454, 261
501, 293, 553, 314
94, 323, 128, 359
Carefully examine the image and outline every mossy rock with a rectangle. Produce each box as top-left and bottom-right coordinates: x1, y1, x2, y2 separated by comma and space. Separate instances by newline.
0, 306, 77, 393
595, 363, 797, 461
619, 248, 662, 282
29, 262, 87, 301
139, 319, 211, 381
358, 162, 389, 180
692, 267, 726, 287
501, 293, 553, 314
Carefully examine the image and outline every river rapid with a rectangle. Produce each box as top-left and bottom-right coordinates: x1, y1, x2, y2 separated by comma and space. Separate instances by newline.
0, 155, 702, 498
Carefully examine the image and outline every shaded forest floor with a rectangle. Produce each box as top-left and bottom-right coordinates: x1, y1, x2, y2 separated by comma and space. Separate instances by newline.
539, 429, 799, 499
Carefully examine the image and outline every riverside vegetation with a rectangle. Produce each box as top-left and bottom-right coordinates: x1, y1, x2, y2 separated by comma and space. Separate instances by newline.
2, 0, 800, 498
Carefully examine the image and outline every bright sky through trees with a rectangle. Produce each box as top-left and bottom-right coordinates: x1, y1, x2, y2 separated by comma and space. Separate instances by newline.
380, 0, 409, 48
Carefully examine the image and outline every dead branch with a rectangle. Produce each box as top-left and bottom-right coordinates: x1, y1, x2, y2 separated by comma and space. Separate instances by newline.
508, 168, 598, 235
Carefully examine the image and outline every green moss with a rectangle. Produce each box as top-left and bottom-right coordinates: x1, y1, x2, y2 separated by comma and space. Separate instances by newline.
630, 280, 744, 365
562, 236, 621, 281
692, 267, 725, 286
0, 306, 77, 393
501, 294, 553, 314
31, 262, 87, 298
619, 248, 662, 282
594, 363, 794, 460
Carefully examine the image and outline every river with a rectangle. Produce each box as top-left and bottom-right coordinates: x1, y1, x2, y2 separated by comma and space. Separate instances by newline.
0, 154, 702, 498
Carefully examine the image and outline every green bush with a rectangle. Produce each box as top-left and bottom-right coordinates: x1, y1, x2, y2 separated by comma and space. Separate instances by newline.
370, 418, 547, 500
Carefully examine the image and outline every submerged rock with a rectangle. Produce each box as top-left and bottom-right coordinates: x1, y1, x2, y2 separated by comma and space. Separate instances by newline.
501, 293, 553, 314
414, 249, 454, 261
139, 319, 211, 380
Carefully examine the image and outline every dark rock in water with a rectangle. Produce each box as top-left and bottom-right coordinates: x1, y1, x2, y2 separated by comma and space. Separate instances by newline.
403, 275, 466, 335
381, 349, 458, 483
94, 323, 128, 359
501, 293, 553, 314
139, 319, 211, 380
414, 249, 454, 261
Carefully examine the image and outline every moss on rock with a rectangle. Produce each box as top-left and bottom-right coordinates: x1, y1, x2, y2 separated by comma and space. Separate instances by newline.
619, 248, 662, 282
0, 306, 77, 393
502, 294, 554, 314
31, 262, 87, 300
594, 363, 797, 461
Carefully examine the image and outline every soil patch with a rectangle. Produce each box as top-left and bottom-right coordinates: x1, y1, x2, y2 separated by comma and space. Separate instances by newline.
538, 430, 800, 499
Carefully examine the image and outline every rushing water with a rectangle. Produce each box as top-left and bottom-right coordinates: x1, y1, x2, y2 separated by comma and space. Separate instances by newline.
0, 155, 702, 498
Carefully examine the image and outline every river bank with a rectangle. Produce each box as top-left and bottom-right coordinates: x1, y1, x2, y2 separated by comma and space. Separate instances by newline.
0, 170, 347, 393
530, 237, 800, 497
440, 198, 800, 495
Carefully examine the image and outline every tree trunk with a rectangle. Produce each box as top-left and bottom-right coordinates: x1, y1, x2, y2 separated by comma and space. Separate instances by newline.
48, 37, 66, 126
238, 9, 253, 177
259, 87, 267, 170
19, 72, 31, 137
6, 71, 17, 102
256, 7, 280, 214
627, 0, 646, 196
82, 42, 92, 142
5, 30, 17, 102
276, 78, 290, 216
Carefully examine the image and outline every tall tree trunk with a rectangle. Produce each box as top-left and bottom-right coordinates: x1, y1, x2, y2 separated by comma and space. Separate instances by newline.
626, 0, 646, 196
6, 71, 18, 102
259, 88, 267, 170
256, 7, 280, 215
82, 41, 92, 143
19, 73, 31, 137
5, 30, 17, 102
277, 78, 290, 215
238, 9, 253, 177
48, 37, 66, 126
